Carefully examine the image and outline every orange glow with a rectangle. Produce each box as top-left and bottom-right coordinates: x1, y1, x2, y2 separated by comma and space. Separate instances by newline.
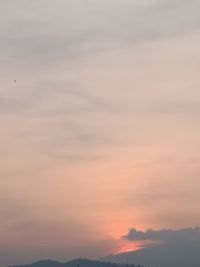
108, 223, 131, 238
115, 239, 141, 254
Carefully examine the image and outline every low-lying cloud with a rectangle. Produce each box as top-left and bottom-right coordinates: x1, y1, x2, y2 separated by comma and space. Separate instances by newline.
124, 227, 200, 242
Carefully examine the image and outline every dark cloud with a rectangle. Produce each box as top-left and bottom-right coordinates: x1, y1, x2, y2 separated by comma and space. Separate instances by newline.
124, 227, 200, 242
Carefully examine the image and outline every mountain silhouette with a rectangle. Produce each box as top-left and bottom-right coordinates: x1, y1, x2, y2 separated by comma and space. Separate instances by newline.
102, 238, 200, 267
10, 258, 142, 267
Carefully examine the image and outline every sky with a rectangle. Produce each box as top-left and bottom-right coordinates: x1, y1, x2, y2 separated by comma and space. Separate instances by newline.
0, 0, 200, 265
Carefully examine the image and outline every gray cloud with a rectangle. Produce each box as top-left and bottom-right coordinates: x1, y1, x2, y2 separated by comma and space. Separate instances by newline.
124, 227, 200, 242
1, 0, 200, 71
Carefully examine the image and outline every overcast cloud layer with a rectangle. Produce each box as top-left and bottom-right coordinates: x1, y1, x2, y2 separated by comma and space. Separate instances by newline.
1, 0, 200, 266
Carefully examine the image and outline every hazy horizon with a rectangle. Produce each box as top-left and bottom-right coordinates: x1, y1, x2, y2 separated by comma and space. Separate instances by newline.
1, 0, 200, 266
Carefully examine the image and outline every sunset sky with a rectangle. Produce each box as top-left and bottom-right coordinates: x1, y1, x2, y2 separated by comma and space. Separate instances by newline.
1, 0, 200, 266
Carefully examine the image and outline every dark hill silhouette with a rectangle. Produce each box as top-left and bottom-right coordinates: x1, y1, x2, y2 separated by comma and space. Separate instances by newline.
10, 258, 142, 267
10, 260, 62, 267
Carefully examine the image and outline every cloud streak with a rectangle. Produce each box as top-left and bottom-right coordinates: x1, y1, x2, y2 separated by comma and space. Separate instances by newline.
124, 227, 200, 242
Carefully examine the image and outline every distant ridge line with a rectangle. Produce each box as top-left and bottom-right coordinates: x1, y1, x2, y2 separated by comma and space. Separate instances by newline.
9, 258, 142, 267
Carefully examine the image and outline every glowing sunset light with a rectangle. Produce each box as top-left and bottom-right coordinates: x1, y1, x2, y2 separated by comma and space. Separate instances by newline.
1, 0, 200, 266
116, 240, 141, 254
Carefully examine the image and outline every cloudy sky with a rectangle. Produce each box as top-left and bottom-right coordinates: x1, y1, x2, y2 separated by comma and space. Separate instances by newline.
1, 0, 200, 265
